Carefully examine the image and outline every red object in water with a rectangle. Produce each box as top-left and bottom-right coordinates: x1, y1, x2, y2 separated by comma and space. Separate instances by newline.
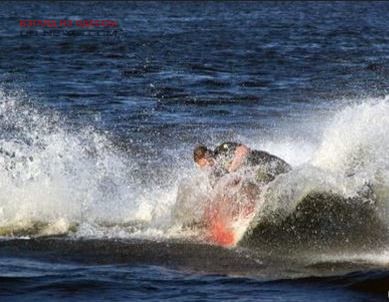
209, 217, 235, 246
203, 190, 256, 247
203, 203, 236, 246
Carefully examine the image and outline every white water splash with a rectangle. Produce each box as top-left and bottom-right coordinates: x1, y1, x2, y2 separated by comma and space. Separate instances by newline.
0, 90, 145, 235
249, 98, 389, 236
0, 89, 388, 249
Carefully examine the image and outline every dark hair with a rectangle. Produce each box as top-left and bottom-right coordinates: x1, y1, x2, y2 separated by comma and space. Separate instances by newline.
193, 145, 214, 162
213, 142, 241, 159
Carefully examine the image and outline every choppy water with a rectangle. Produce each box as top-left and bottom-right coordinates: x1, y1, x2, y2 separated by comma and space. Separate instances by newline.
0, 1, 389, 301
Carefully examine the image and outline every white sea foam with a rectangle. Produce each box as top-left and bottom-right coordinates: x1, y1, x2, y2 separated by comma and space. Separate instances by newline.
315, 250, 389, 267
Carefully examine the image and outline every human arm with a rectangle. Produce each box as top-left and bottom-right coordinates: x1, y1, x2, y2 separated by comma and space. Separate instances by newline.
227, 144, 250, 172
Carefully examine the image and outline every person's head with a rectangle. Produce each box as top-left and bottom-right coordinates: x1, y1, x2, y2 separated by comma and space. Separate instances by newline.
193, 145, 215, 168
213, 142, 241, 170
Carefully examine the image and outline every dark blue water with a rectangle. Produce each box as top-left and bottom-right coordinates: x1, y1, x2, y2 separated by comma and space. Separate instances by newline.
0, 1, 389, 301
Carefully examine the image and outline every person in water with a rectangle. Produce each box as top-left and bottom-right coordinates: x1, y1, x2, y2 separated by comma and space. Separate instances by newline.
193, 142, 291, 183
193, 142, 292, 246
